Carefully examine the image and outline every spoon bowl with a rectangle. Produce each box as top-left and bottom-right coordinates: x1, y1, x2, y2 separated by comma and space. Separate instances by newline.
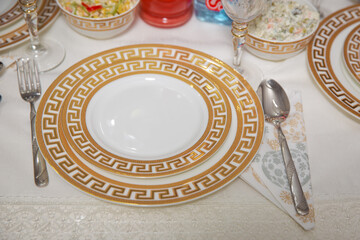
257, 79, 309, 216
257, 79, 290, 126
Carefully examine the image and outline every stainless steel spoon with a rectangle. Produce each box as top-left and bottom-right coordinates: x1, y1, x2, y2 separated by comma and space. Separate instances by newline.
257, 79, 309, 216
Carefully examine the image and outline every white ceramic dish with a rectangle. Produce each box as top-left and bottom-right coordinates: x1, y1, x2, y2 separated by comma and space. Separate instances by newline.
56, 0, 139, 39
246, 0, 320, 61
37, 44, 264, 206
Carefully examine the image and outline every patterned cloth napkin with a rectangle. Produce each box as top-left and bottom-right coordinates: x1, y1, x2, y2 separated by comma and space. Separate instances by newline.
241, 90, 315, 230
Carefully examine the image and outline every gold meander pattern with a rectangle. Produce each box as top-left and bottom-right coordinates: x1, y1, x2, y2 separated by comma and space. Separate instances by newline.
246, 34, 312, 54
63, 10, 134, 31
61, 59, 231, 177
36, 45, 263, 205
0, 0, 58, 50
307, 5, 360, 119
0, 3, 22, 27
343, 24, 360, 83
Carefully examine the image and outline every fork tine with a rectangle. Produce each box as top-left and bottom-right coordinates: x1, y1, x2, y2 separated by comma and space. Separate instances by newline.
24, 58, 32, 93
16, 57, 41, 96
16, 58, 26, 94
30, 58, 41, 94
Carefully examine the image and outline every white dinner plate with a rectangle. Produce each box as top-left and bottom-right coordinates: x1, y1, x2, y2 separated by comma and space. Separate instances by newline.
0, 0, 22, 29
60, 61, 232, 177
307, 5, 360, 121
37, 44, 264, 206
0, 0, 59, 51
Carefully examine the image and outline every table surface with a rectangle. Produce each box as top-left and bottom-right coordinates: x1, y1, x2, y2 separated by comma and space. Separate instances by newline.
1, 0, 360, 239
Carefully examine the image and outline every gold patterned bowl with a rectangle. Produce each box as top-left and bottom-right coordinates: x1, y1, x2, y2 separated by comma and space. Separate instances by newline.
245, 0, 319, 61
56, 0, 139, 39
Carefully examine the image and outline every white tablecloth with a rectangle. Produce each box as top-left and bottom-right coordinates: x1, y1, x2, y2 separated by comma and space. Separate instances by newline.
1, 0, 360, 239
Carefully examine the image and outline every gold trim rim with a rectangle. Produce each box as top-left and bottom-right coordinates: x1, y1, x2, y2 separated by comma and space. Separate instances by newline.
63, 12, 134, 31
245, 34, 313, 55
247, 31, 315, 46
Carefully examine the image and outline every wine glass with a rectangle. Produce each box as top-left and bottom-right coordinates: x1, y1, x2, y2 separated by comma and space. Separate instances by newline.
221, 0, 267, 82
18, 0, 65, 72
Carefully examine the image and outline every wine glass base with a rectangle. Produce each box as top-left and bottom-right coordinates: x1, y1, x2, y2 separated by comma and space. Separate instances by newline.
25, 38, 65, 72
235, 61, 264, 90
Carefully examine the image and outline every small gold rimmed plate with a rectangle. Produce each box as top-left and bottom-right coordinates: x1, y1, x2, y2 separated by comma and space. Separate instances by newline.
60, 59, 232, 178
36, 44, 264, 206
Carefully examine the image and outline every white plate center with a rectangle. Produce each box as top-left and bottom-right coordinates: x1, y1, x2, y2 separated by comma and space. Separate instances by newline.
86, 73, 209, 160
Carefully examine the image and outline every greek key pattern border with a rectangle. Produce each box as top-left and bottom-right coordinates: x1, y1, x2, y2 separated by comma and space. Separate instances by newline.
62, 59, 231, 177
37, 45, 263, 205
308, 5, 360, 119
62, 10, 134, 31
246, 35, 312, 54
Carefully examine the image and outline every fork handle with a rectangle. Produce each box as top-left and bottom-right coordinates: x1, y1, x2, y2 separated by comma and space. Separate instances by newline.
30, 102, 49, 187
276, 124, 309, 216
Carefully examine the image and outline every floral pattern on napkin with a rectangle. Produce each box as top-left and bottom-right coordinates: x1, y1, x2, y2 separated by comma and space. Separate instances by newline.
241, 90, 315, 230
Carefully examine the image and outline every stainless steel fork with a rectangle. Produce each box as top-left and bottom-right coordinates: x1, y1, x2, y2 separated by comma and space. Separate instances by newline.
17, 57, 49, 187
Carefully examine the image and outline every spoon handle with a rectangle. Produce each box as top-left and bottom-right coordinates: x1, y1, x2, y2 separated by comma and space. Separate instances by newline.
277, 125, 309, 216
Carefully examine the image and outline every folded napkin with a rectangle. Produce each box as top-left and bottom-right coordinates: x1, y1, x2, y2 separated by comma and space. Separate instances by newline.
241, 90, 315, 230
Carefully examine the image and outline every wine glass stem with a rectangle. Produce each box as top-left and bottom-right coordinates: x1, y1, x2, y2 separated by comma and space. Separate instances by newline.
231, 21, 248, 68
23, 11, 45, 56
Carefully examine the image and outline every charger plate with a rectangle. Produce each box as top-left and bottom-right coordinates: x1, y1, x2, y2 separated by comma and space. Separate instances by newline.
0, 0, 59, 51
307, 5, 360, 120
36, 44, 264, 206
60, 59, 232, 178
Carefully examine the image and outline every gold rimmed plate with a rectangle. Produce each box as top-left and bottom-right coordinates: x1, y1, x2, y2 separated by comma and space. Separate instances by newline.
36, 44, 264, 206
0, 0, 59, 51
343, 24, 360, 84
307, 5, 360, 121
60, 59, 232, 178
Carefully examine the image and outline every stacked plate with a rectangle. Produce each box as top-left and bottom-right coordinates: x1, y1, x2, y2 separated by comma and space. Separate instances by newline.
36, 44, 264, 206
308, 4, 360, 121
0, 0, 59, 51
